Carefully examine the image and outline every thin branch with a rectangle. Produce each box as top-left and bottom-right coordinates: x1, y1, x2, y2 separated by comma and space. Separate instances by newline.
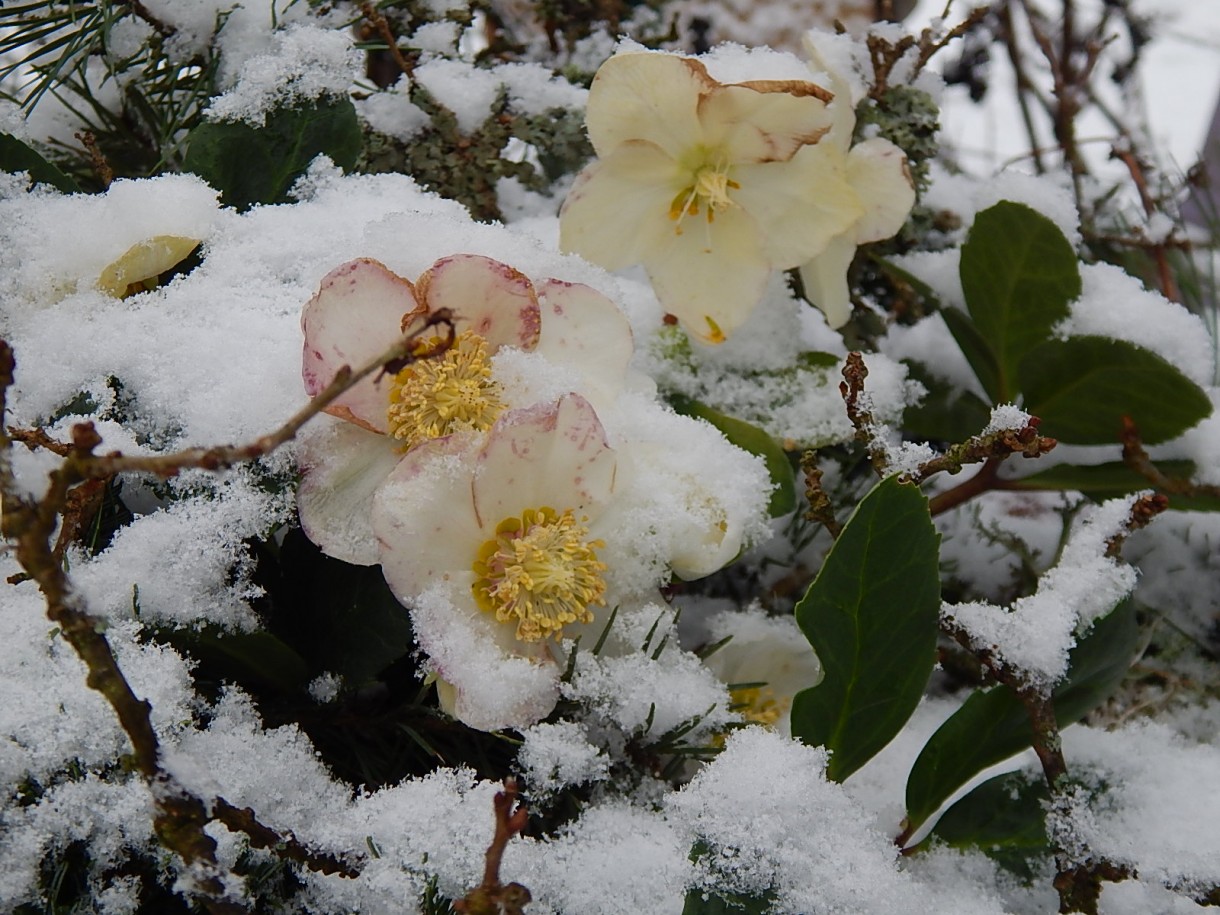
454, 778, 531, 915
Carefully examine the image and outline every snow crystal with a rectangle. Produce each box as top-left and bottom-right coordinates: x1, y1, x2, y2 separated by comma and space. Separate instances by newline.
517, 720, 609, 800
984, 403, 1033, 434
204, 26, 360, 126
944, 495, 1141, 689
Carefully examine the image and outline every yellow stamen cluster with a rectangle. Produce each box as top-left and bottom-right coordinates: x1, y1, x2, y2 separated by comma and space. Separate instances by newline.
387, 328, 504, 450
730, 685, 788, 729
668, 161, 741, 235
472, 507, 608, 643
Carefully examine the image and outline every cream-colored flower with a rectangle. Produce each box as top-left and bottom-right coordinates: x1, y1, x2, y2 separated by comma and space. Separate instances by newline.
797, 49, 916, 328
97, 235, 200, 297
559, 49, 862, 345
297, 255, 633, 564
372, 394, 620, 730
702, 608, 823, 737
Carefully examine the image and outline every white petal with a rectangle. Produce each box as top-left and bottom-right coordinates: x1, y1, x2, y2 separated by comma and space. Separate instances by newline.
847, 138, 916, 243
302, 258, 423, 434
559, 142, 681, 270
535, 279, 633, 407
701, 82, 834, 163
644, 204, 770, 344
472, 395, 616, 528
297, 419, 403, 566
411, 584, 561, 731
734, 143, 863, 267
372, 434, 482, 601
799, 234, 858, 329
586, 52, 712, 158
415, 254, 541, 351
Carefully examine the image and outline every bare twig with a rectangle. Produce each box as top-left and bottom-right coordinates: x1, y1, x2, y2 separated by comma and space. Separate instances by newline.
454, 779, 531, 915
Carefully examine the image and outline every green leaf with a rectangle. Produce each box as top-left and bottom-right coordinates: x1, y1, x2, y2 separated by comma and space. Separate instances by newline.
960, 201, 1081, 401
902, 359, 993, 443
940, 306, 1002, 403
790, 476, 941, 782
904, 598, 1140, 832
1020, 336, 1212, 445
276, 528, 415, 687
0, 132, 80, 193
159, 627, 310, 694
929, 770, 1050, 879
184, 98, 361, 210
668, 394, 796, 517
681, 889, 774, 915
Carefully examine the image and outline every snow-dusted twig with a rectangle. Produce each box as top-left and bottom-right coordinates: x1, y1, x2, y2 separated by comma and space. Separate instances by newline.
454, 778, 532, 915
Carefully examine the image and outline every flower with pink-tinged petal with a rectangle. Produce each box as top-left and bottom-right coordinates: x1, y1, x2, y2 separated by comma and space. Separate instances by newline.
559, 49, 863, 344
796, 52, 916, 328
297, 255, 633, 565
371, 395, 621, 730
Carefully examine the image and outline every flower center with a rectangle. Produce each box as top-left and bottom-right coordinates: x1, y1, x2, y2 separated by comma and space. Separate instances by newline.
472, 506, 608, 643
730, 685, 789, 729
386, 328, 504, 450
668, 161, 740, 235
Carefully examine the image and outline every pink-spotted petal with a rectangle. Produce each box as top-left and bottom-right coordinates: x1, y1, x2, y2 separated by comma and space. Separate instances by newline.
302, 258, 423, 434
472, 395, 616, 529
799, 233, 858, 329
700, 82, 834, 164
372, 434, 482, 601
415, 254, 541, 351
644, 204, 770, 344
559, 141, 682, 270
297, 419, 406, 566
535, 279, 633, 405
847, 138, 916, 243
585, 53, 713, 158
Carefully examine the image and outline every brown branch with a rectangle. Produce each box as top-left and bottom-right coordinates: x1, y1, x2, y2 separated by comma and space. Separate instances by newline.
1110, 145, 1181, 301
1121, 417, 1220, 504
75, 131, 114, 189
454, 779, 532, 915
212, 798, 361, 879
839, 352, 889, 474
360, 1, 417, 79
911, 415, 1057, 485
801, 451, 843, 538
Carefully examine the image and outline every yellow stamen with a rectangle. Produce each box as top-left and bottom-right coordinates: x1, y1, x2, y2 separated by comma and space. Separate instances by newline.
730, 685, 789, 728
668, 160, 738, 236
386, 328, 504, 450
472, 507, 608, 643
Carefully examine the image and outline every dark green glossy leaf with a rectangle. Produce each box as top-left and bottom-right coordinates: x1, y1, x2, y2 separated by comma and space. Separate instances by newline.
929, 770, 1050, 879
0, 132, 80, 193
1020, 336, 1212, 445
159, 627, 310, 694
939, 306, 1002, 403
905, 598, 1140, 831
681, 888, 774, 915
960, 201, 1080, 401
184, 98, 361, 210
669, 394, 796, 517
902, 359, 993, 443
276, 528, 415, 687
791, 476, 941, 782
1007, 459, 1220, 510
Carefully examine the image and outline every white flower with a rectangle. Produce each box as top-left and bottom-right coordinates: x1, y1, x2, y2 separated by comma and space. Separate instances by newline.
702, 607, 823, 737
797, 46, 916, 328
560, 49, 862, 344
296, 254, 633, 564
371, 394, 622, 730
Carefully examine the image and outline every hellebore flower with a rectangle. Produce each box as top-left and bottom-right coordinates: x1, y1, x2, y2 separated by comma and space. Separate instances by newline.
796, 53, 916, 328
701, 608, 823, 737
371, 394, 620, 730
97, 235, 201, 297
559, 49, 862, 344
297, 255, 633, 564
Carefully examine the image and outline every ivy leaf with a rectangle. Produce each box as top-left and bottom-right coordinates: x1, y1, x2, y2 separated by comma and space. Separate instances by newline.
791, 476, 941, 782
904, 598, 1140, 832
1020, 336, 1212, 445
668, 394, 796, 517
0, 132, 80, 193
960, 201, 1081, 402
184, 98, 361, 210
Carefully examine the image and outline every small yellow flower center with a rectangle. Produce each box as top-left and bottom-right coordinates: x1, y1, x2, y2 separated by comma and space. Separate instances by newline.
668, 160, 741, 235
730, 685, 789, 729
386, 328, 504, 450
472, 506, 608, 643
